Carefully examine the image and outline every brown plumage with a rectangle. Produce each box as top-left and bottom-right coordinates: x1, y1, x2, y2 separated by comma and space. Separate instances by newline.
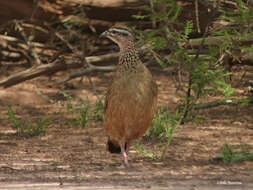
100, 27, 158, 165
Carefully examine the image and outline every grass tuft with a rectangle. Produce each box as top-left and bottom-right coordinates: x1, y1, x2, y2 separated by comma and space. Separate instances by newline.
7, 106, 49, 137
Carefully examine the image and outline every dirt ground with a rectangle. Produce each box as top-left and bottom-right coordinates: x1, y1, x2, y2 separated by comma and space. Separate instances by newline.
0, 64, 253, 190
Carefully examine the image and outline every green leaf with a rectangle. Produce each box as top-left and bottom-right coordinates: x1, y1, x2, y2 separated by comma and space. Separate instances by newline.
132, 15, 149, 20
184, 20, 193, 39
6, 106, 21, 129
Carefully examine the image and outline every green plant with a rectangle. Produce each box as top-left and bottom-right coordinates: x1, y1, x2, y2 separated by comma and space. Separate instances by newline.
7, 106, 49, 137
133, 0, 253, 124
147, 105, 182, 159
221, 143, 253, 163
59, 91, 105, 127
60, 91, 97, 128
92, 99, 104, 121
134, 143, 158, 160
132, 0, 246, 158
79, 105, 89, 128
132, 0, 253, 133
66, 96, 90, 128
23, 119, 49, 137
59, 91, 74, 111
147, 106, 171, 138
7, 106, 21, 129
68, 106, 89, 128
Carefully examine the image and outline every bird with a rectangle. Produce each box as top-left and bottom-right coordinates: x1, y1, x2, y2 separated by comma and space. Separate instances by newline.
100, 26, 158, 165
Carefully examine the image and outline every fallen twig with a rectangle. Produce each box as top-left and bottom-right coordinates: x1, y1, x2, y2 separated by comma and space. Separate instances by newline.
194, 97, 253, 110
14, 20, 42, 65
0, 58, 82, 88
0, 34, 46, 48
58, 64, 116, 83
0, 52, 119, 88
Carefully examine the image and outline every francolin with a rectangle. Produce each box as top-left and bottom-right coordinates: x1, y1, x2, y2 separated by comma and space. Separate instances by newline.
100, 27, 158, 165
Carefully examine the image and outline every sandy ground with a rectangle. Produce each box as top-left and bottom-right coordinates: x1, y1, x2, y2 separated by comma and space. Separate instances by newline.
0, 65, 253, 189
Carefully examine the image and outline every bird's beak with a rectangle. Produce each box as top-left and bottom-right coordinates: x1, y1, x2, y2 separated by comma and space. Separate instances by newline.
99, 30, 108, 38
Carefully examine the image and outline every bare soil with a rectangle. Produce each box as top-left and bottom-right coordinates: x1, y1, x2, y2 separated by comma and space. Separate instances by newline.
0, 64, 253, 190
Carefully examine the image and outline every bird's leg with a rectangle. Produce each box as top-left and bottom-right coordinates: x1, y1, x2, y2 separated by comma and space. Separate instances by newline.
125, 142, 130, 155
120, 143, 128, 166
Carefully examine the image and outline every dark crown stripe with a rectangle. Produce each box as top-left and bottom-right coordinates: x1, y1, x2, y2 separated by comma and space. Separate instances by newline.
110, 27, 132, 36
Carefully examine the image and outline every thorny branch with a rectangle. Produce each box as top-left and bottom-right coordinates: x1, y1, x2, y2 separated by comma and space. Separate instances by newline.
181, 0, 221, 123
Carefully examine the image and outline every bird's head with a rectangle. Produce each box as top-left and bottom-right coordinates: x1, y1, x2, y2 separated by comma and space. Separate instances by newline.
100, 27, 135, 50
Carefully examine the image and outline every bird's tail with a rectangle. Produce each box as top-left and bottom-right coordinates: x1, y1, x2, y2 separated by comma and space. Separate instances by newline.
107, 139, 121, 154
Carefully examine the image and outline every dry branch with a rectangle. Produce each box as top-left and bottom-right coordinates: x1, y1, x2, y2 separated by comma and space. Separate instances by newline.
194, 97, 253, 110
58, 52, 119, 83
0, 58, 82, 88
66, 0, 147, 8
0, 49, 23, 61
183, 35, 253, 48
0, 34, 48, 50
14, 20, 42, 65
85, 52, 119, 63
58, 64, 116, 84
0, 52, 119, 88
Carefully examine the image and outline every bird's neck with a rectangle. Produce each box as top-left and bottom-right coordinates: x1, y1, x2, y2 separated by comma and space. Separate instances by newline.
118, 42, 140, 73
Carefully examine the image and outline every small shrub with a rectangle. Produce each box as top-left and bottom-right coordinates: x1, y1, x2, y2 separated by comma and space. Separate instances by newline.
60, 90, 106, 127
148, 106, 180, 140
221, 143, 253, 163
132, 0, 253, 122
147, 106, 171, 138
134, 142, 158, 160
59, 91, 91, 128
23, 119, 49, 137
147, 106, 181, 159
7, 106, 21, 129
79, 106, 89, 128
67, 101, 90, 128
